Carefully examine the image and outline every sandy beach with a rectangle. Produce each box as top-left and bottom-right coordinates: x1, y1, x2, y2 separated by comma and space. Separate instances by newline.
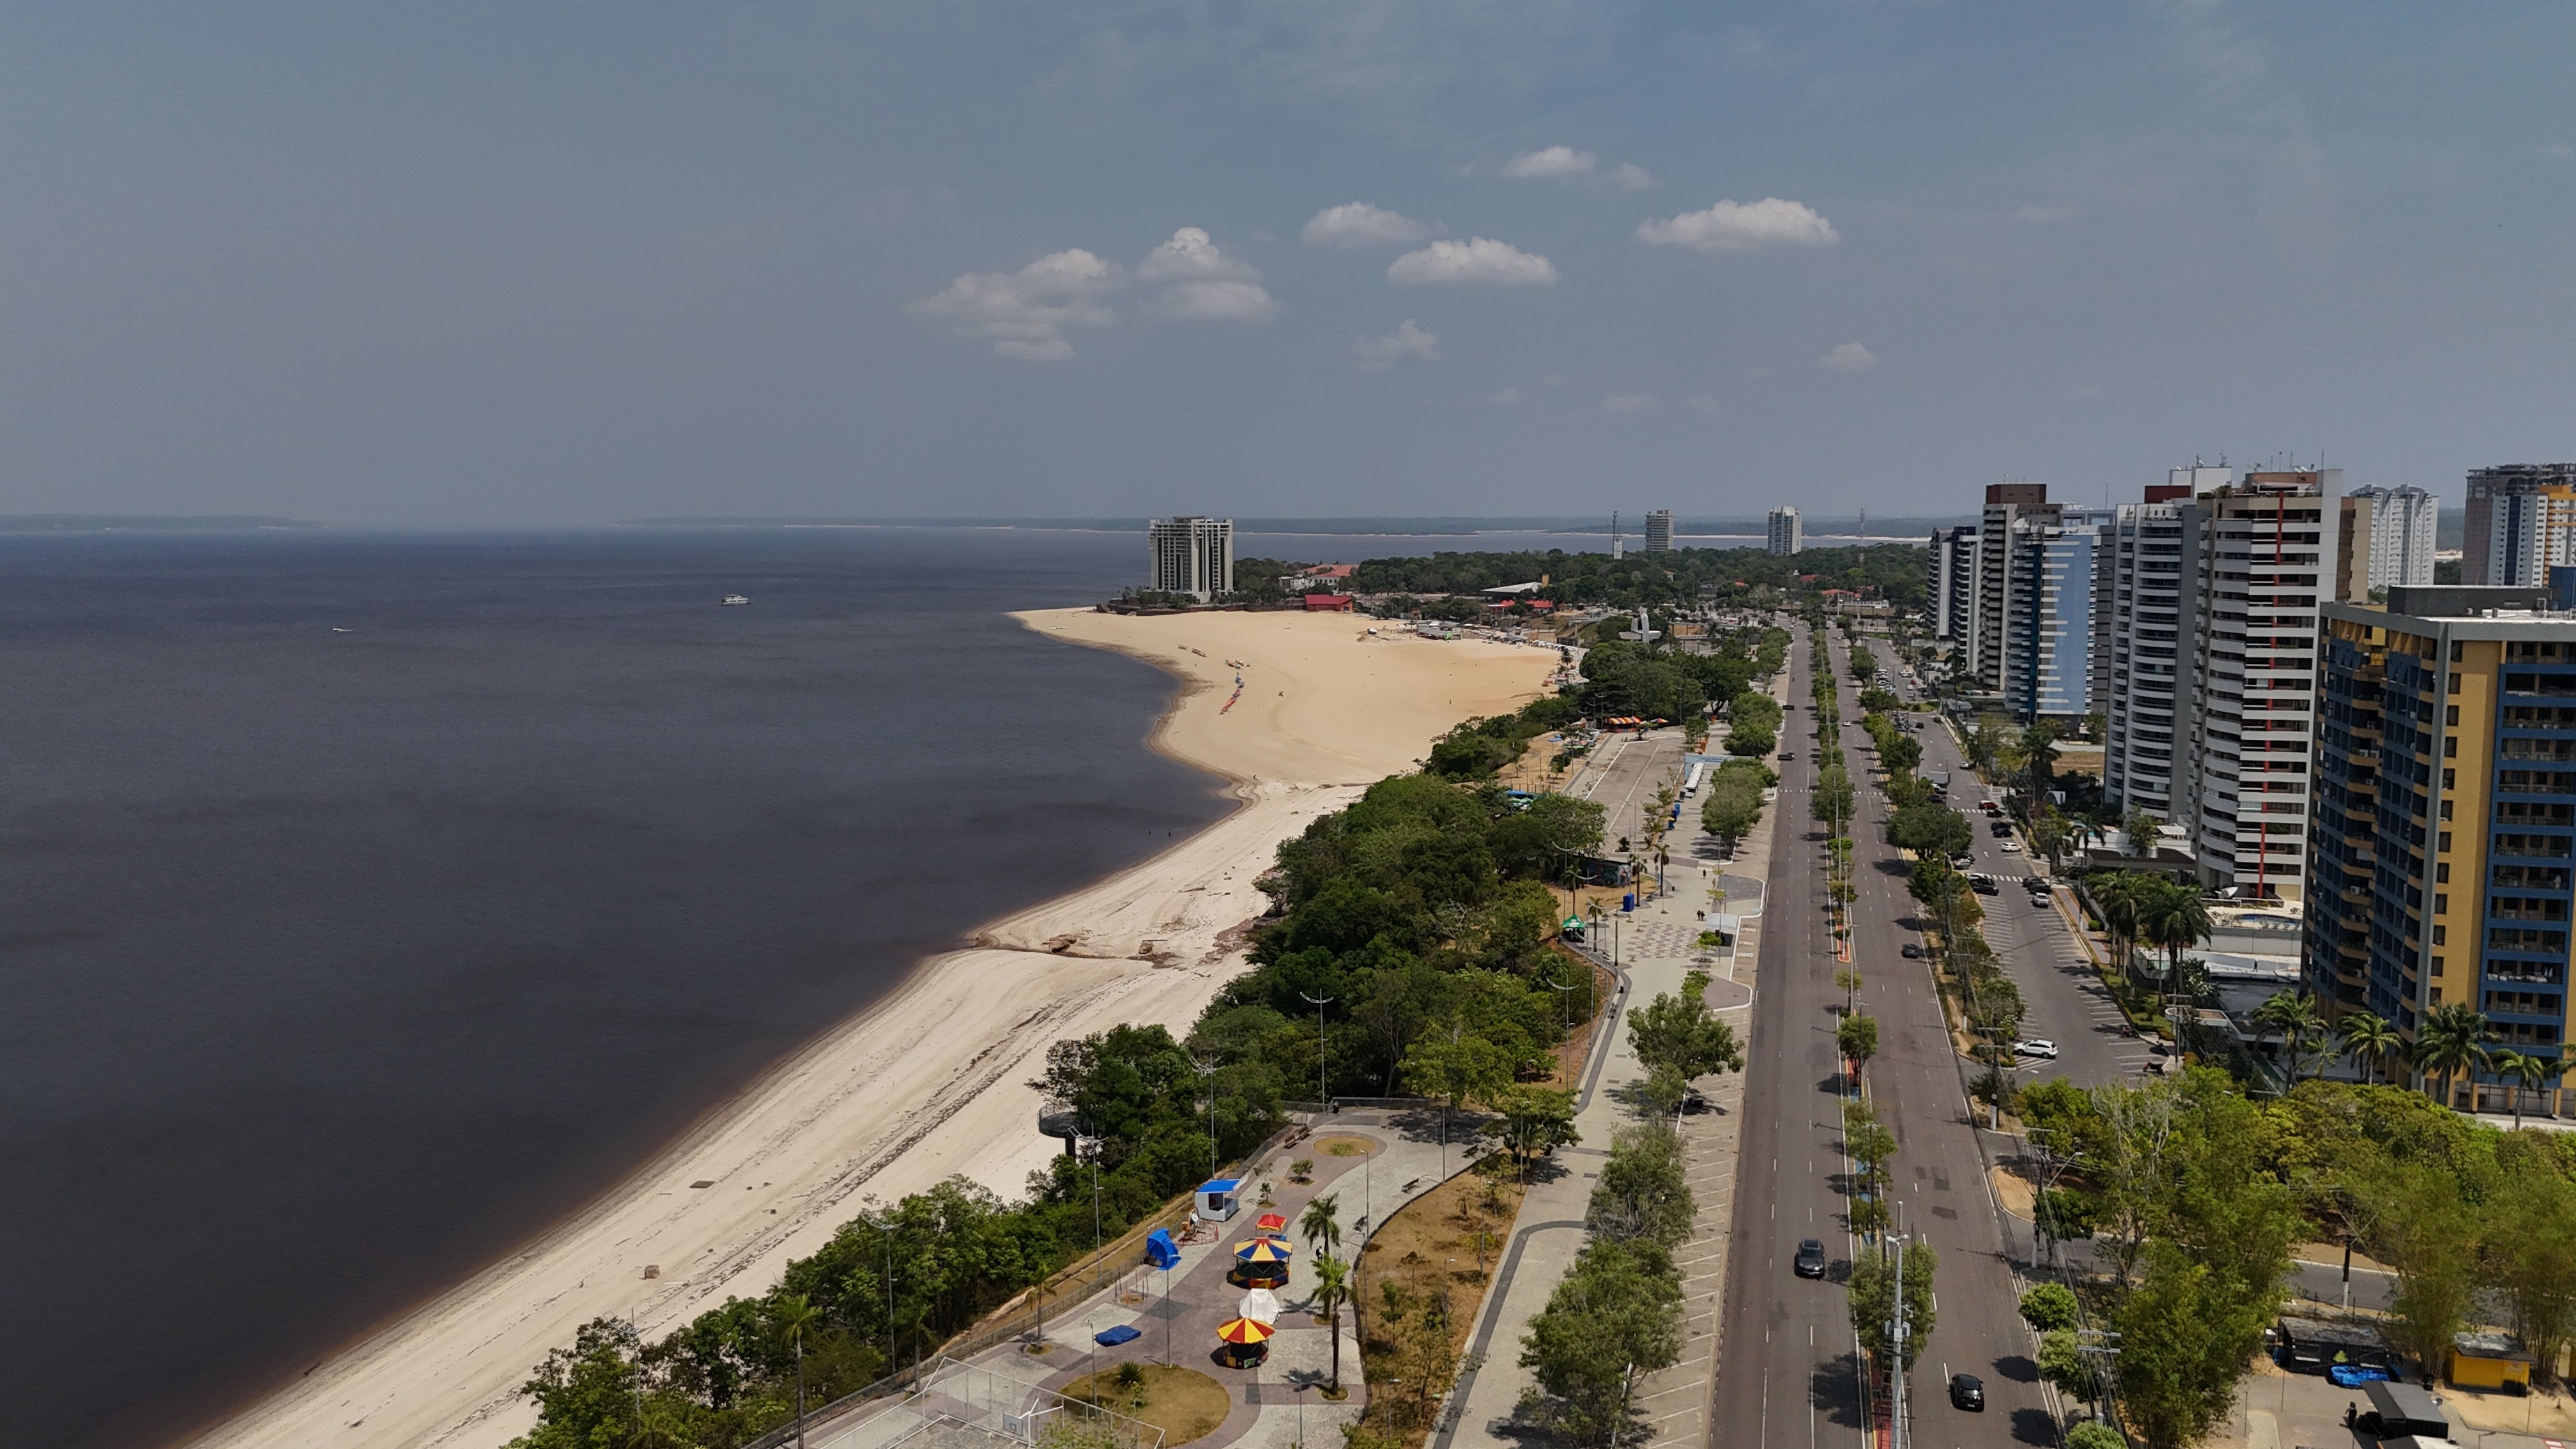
187, 609, 1554, 1449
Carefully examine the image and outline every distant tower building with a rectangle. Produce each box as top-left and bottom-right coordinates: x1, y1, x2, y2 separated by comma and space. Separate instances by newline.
2002, 505, 2113, 723
1767, 507, 1802, 556
1644, 509, 1675, 553
2464, 465, 2576, 587
2347, 485, 2439, 589
1970, 484, 2051, 692
1147, 517, 1234, 601
2098, 481, 2196, 818
1926, 526, 1979, 640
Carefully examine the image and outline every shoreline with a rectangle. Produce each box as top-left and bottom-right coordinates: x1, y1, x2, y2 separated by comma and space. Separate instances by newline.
183, 608, 1552, 1449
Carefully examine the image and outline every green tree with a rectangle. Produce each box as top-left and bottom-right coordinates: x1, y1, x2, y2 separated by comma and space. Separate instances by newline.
775, 1292, 825, 1448
2490, 1048, 2549, 1128
1835, 1015, 1880, 1089
1400, 1029, 1514, 1116
2018, 1282, 2079, 1331
2491, 1140, 2576, 1386
516, 1319, 643, 1449
2335, 1010, 2404, 1085
1627, 971, 1745, 1084
1300, 1193, 1342, 1259
2364, 1160, 2482, 1374
2251, 991, 2329, 1084
1846, 1240, 1936, 1368
2412, 1001, 2494, 1109
2066, 1423, 2124, 1449
1484, 1084, 1580, 1169
2037, 1328, 2094, 1405
2113, 1241, 2280, 1449
1517, 1237, 1682, 1443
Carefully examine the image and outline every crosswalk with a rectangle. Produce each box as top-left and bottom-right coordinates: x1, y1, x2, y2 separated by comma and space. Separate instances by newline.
1983, 893, 2159, 1079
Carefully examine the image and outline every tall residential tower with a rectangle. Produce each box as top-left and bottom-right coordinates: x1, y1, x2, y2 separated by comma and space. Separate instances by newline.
1767, 507, 1802, 556
1147, 516, 1234, 601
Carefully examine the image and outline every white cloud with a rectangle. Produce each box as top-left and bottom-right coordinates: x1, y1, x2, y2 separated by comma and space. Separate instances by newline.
1821, 342, 1877, 371
909, 249, 1121, 360
1138, 226, 1259, 282
1139, 228, 1278, 323
1387, 237, 1558, 285
1503, 145, 1596, 178
1637, 197, 1839, 251
1350, 319, 1442, 371
2014, 203, 2076, 222
1612, 162, 1656, 190
1301, 203, 1433, 247
1601, 394, 1658, 413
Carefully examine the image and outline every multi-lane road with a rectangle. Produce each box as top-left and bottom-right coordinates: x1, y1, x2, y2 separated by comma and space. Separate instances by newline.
1708, 625, 2055, 1449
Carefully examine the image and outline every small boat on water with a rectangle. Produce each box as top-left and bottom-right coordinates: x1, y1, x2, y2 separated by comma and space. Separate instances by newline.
721, 594, 750, 606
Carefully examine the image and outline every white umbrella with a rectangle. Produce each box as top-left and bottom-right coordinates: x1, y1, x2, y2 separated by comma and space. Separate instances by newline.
1237, 1287, 1282, 1324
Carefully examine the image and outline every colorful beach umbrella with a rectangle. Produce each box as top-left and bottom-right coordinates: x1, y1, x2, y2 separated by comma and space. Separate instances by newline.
1232, 1238, 1292, 1266
1216, 1317, 1275, 1346
1255, 1211, 1289, 1233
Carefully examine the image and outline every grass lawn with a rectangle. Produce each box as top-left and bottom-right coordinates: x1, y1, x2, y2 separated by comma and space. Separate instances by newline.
1061, 1364, 1232, 1446
1314, 1134, 1377, 1158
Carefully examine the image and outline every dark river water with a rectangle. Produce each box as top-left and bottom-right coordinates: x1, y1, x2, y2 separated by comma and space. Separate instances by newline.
0, 527, 1245, 1449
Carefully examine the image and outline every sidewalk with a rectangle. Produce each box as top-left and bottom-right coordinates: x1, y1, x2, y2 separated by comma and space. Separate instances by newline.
1438, 703, 1779, 1447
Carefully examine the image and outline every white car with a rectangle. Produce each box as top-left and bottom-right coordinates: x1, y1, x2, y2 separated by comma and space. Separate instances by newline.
2014, 1039, 2058, 1059
1998, 840, 2021, 854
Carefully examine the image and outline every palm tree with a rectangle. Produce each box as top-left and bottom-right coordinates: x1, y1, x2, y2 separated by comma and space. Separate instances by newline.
774, 1292, 825, 1449
2412, 1002, 2495, 1112
2491, 1050, 2547, 1129
2135, 880, 2214, 1022
2336, 1010, 2404, 1085
2252, 991, 2329, 1084
2091, 873, 2143, 974
1312, 1254, 1352, 1393
627, 1403, 700, 1449
1299, 1193, 1342, 1260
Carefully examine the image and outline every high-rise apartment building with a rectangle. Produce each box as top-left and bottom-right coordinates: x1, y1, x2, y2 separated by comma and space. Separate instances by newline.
1147, 516, 1234, 601
2306, 585, 2576, 1118
1767, 507, 1802, 556
2101, 495, 2190, 818
1926, 525, 1978, 641
1970, 485, 2053, 692
2464, 465, 2576, 586
2347, 485, 2439, 590
2002, 507, 2113, 721
2170, 469, 2342, 902
1644, 509, 1675, 553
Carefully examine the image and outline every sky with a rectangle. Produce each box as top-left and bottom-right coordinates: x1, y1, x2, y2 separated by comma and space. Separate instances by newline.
0, 2, 2570, 526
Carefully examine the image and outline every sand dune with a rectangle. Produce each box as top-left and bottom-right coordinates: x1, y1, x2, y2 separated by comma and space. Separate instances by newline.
188, 609, 1552, 1449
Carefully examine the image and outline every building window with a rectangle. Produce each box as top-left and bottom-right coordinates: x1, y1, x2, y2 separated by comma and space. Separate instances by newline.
2447, 735, 2460, 757
2434, 925, 2448, 946
2449, 705, 2461, 726
2436, 893, 2448, 914
2432, 956, 2445, 976
2437, 862, 2451, 884
2451, 674, 2464, 694
2444, 769, 2457, 790
2442, 800, 2455, 821
2441, 831, 2454, 852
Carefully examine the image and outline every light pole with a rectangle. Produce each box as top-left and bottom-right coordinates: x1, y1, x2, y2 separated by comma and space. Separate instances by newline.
1545, 973, 1581, 1080
1300, 991, 1335, 1110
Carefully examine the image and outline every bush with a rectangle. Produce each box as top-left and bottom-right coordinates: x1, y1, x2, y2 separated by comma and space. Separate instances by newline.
2019, 1282, 2079, 1331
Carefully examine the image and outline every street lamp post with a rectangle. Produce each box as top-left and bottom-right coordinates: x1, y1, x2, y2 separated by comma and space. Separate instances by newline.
1299, 991, 1335, 1110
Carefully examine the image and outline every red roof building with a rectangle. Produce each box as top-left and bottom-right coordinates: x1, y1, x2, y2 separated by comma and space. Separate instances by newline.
1304, 594, 1356, 612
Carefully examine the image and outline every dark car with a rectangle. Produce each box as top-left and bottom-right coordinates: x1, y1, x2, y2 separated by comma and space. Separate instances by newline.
1991, 821, 2014, 837
1793, 1239, 1827, 1278
1901, 943, 1923, 958
1949, 1373, 1985, 1410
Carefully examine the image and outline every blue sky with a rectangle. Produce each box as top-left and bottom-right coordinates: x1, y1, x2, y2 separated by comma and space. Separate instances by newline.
1, 2, 2569, 524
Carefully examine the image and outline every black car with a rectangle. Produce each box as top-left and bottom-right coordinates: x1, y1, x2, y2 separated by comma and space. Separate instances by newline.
1991, 821, 2014, 837
1793, 1239, 1827, 1278
1949, 1373, 1985, 1411
1901, 942, 1923, 958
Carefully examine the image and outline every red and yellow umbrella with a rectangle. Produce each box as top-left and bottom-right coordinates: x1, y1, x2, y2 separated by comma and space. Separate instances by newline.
1216, 1317, 1275, 1346
1232, 1238, 1293, 1266
1255, 1212, 1290, 1234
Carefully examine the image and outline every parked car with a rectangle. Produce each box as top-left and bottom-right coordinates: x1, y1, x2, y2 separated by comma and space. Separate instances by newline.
1998, 840, 2021, 854
1780, 751, 1796, 761
1901, 943, 1923, 959
1991, 821, 2014, 837
2014, 1039, 2059, 1059
1793, 1239, 1827, 1278
1949, 853, 1975, 868
1949, 1374, 1986, 1411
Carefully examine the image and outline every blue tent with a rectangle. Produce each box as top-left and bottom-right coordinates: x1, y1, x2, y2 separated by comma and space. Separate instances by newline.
1145, 1229, 1181, 1269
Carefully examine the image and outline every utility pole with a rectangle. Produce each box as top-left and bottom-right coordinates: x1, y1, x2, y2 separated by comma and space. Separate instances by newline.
1889, 1234, 1909, 1449
1300, 991, 1335, 1110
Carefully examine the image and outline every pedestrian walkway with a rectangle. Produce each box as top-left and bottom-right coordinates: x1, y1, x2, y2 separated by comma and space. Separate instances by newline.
806, 1109, 1476, 1449
1438, 674, 1781, 1449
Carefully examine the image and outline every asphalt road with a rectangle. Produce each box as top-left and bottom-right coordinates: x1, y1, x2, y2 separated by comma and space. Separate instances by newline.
1707, 627, 2048, 1449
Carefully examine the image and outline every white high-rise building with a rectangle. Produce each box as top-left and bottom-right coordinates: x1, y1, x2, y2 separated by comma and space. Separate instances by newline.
2170, 468, 2342, 903
1644, 509, 1675, 553
2099, 491, 2193, 819
1767, 507, 1802, 556
1926, 526, 1978, 640
1147, 516, 1234, 601
2345, 485, 2437, 589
